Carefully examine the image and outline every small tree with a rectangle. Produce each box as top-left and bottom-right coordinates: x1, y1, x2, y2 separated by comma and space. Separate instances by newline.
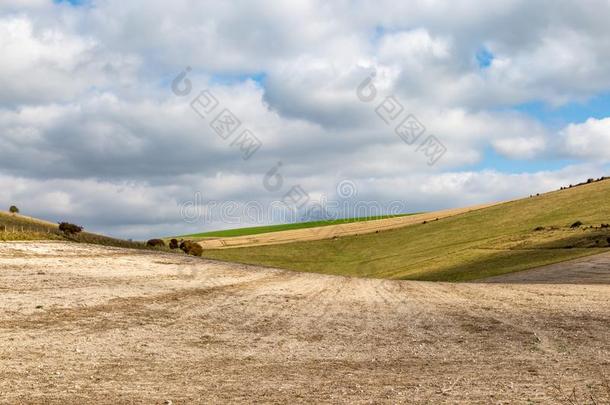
9, 205, 19, 214
59, 222, 83, 235
146, 239, 165, 248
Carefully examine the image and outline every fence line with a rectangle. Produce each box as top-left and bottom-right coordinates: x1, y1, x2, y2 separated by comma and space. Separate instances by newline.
0, 223, 155, 250
0, 224, 58, 237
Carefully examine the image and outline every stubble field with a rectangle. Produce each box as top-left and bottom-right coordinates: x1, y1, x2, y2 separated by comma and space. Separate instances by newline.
1, 241, 609, 404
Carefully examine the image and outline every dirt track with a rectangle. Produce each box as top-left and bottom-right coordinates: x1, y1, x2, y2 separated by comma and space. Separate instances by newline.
197, 202, 502, 249
481, 251, 610, 284
1, 242, 609, 404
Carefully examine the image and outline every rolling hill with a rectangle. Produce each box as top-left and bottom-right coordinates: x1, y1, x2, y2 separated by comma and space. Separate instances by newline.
0, 210, 152, 250
201, 178, 610, 281
173, 213, 413, 239
191, 202, 501, 249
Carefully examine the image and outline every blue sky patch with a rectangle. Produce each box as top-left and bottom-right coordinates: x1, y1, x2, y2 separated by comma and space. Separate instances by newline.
209, 72, 267, 87
466, 146, 576, 174
53, 0, 88, 6
476, 47, 494, 69
515, 92, 610, 130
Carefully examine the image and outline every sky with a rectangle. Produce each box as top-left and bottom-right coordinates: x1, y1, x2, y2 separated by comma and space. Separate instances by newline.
1, 0, 610, 239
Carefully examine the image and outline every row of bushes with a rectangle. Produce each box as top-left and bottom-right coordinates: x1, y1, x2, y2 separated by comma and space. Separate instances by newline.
146, 238, 203, 256
569, 221, 610, 229
559, 176, 609, 190
534, 221, 609, 231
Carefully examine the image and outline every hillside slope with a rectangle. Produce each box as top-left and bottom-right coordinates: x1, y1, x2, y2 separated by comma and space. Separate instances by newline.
202, 179, 610, 281
0, 210, 151, 250
172, 214, 412, 239
194, 202, 501, 249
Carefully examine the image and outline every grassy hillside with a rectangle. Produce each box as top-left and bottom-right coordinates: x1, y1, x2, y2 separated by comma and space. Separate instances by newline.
202, 179, 610, 281
173, 214, 413, 239
0, 211, 60, 240
0, 210, 153, 250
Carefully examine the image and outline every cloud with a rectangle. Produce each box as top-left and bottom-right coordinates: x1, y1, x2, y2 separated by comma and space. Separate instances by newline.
1, 163, 606, 239
492, 136, 547, 160
0, 15, 140, 106
1, 0, 610, 239
560, 117, 610, 161
377, 29, 451, 65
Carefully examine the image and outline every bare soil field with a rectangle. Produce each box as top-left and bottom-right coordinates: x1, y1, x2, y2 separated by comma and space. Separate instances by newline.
1, 241, 609, 404
196, 202, 502, 249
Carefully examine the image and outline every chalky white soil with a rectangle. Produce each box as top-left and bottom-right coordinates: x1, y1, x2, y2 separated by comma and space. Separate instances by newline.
1, 242, 608, 404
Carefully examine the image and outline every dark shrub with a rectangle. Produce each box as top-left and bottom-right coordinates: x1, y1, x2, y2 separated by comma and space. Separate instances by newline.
0, 225, 5, 232
601, 224, 609, 228
180, 240, 203, 256
188, 243, 203, 257
59, 222, 83, 235
570, 221, 583, 228
9, 205, 19, 214
169, 239, 179, 249
146, 239, 165, 248
534, 226, 545, 231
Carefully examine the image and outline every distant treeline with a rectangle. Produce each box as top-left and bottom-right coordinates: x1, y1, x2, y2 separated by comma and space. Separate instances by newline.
559, 176, 610, 191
